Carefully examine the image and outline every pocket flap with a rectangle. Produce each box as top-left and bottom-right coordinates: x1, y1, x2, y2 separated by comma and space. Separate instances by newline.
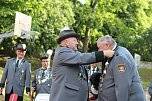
65, 83, 79, 91
19, 83, 25, 87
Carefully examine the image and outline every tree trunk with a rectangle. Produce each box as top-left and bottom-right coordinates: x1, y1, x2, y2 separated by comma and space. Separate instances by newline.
82, 0, 97, 52
82, 27, 90, 52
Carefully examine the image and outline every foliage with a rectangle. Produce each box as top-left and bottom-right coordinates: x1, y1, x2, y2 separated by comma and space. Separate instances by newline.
0, 0, 152, 61
0, 0, 74, 56
134, 28, 152, 61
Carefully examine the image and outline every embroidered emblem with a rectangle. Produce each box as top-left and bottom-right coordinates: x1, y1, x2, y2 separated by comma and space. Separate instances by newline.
117, 64, 126, 73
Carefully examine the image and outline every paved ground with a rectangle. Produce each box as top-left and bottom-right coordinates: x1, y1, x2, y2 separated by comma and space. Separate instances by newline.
145, 88, 150, 101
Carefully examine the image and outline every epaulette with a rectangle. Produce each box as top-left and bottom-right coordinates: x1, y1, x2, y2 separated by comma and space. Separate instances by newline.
24, 59, 30, 63
48, 67, 52, 71
115, 52, 119, 56
27, 60, 31, 63
11, 57, 16, 60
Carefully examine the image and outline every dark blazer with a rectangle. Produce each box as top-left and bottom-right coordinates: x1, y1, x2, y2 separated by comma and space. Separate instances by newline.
0, 58, 31, 96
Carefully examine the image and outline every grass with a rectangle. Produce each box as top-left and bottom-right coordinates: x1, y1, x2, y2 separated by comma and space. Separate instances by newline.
138, 68, 152, 89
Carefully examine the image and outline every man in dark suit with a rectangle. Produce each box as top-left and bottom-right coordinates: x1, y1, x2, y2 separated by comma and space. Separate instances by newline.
96, 35, 146, 101
49, 28, 114, 101
32, 54, 52, 99
88, 63, 101, 100
0, 44, 31, 101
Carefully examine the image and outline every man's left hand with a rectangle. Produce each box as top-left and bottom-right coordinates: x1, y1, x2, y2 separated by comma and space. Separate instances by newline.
27, 92, 33, 101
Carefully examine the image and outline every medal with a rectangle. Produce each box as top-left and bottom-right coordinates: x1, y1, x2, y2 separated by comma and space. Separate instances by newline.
103, 69, 106, 75
20, 69, 24, 80
105, 62, 109, 68
99, 77, 104, 91
99, 61, 109, 92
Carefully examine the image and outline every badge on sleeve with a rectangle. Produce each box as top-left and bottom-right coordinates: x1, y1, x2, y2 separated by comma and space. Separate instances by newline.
117, 64, 126, 73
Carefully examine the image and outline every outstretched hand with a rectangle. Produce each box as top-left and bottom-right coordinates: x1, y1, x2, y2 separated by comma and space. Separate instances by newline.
103, 50, 115, 58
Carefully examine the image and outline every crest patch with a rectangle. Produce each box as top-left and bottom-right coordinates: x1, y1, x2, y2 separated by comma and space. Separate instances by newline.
117, 64, 125, 73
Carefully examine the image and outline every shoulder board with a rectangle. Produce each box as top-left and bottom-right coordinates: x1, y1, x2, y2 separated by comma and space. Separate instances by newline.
48, 67, 52, 71
23, 59, 31, 63
115, 52, 119, 56
11, 57, 16, 60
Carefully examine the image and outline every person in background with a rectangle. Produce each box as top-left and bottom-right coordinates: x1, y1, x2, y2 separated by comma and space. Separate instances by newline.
89, 63, 101, 76
31, 53, 52, 99
96, 35, 146, 101
49, 27, 114, 101
0, 44, 31, 101
148, 80, 152, 101
88, 63, 101, 101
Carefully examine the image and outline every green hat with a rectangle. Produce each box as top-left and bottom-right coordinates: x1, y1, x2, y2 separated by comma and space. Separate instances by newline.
16, 44, 27, 51
40, 54, 49, 60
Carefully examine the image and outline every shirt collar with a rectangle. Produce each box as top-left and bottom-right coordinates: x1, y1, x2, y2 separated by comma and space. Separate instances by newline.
16, 58, 23, 65
16, 57, 23, 61
91, 67, 97, 70
112, 44, 117, 51
41, 67, 48, 70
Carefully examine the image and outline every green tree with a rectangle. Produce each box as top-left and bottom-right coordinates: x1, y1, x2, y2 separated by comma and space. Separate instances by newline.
72, 0, 152, 61
0, 0, 152, 61
0, 0, 74, 57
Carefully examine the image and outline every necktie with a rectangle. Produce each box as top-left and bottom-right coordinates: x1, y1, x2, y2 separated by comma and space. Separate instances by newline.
41, 69, 46, 78
15, 60, 19, 72
92, 68, 95, 74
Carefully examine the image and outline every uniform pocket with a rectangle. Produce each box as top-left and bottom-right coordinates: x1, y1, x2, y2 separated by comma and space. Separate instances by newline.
19, 82, 25, 87
65, 83, 79, 91
65, 83, 79, 98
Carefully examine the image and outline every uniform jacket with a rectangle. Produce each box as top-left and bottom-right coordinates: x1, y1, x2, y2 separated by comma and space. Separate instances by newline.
98, 46, 146, 101
0, 58, 31, 96
32, 67, 52, 95
50, 47, 104, 101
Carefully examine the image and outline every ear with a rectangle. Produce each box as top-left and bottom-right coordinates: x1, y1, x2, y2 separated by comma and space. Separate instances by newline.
105, 42, 110, 49
15, 50, 17, 54
65, 39, 68, 45
97, 43, 101, 50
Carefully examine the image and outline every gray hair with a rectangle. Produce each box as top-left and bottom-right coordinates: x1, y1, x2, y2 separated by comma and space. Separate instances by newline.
97, 35, 117, 48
